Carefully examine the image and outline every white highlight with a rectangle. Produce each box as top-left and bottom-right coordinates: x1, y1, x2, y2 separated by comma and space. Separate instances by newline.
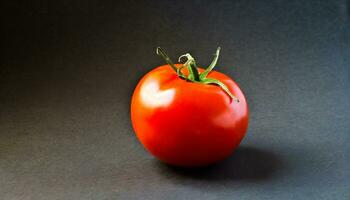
140, 81, 175, 107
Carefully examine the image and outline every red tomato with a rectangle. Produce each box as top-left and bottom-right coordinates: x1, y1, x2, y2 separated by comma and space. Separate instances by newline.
131, 48, 249, 167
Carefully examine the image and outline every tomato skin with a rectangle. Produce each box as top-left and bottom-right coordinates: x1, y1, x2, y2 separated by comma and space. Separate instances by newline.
131, 64, 249, 167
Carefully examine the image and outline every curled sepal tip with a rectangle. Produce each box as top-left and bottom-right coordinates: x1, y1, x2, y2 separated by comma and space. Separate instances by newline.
177, 53, 200, 81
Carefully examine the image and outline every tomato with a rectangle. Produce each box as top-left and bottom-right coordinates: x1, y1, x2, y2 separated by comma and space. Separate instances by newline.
131, 47, 249, 167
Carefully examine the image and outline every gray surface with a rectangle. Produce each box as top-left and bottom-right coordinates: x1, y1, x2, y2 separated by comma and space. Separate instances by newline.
1, 0, 350, 199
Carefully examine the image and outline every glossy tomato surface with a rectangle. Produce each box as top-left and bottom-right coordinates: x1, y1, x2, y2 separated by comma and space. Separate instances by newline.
131, 64, 249, 167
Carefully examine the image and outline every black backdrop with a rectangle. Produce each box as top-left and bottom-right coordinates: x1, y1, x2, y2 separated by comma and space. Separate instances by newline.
1, 1, 349, 199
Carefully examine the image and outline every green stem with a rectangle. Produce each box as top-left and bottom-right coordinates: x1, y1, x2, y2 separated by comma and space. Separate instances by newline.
189, 63, 200, 81
156, 47, 239, 102
178, 53, 200, 81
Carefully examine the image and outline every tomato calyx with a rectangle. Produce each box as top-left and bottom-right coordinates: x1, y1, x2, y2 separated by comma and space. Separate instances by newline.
156, 47, 239, 102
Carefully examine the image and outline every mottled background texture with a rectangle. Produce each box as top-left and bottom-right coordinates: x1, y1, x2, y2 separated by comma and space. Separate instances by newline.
1, 0, 349, 199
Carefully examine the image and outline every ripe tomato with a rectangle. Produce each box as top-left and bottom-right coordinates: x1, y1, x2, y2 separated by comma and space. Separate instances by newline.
131, 47, 249, 167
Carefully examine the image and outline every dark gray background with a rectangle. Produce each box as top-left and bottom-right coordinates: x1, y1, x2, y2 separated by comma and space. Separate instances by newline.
1, 0, 349, 199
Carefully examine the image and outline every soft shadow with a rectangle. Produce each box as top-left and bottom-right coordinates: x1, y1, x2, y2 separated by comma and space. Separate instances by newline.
155, 146, 283, 181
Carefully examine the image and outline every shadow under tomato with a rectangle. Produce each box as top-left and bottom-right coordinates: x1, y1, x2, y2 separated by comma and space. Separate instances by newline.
155, 146, 283, 181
